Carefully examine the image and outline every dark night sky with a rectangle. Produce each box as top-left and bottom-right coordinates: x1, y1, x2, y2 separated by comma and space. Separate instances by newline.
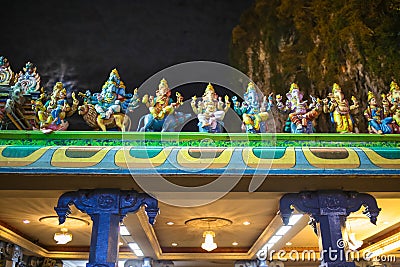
2, 0, 254, 92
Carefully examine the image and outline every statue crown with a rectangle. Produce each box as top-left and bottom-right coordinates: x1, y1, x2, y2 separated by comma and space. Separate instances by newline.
206, 83, 215, 92
289, 83, 299, 92
367, 91, 375, 102
332, 83, 341, 93
246, 82, 256, 93
159, 78, 169, 90
390, 81, 399, 92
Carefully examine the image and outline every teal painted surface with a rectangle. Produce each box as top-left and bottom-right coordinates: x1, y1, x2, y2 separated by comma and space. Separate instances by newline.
371, 147, 400, 159
129, 148, 163, 158
2, 146, 41, 158
252, 147, 286, 159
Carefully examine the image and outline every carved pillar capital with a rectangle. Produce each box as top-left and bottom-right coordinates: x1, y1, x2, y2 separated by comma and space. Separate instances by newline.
54, 189, 159, 267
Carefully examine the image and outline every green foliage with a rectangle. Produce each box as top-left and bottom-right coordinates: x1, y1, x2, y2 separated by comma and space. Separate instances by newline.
0, 137, 397, 148
230, 0, 400, 99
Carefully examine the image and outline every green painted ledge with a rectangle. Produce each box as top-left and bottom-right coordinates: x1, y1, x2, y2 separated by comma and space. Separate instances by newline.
0, 131, 399, 147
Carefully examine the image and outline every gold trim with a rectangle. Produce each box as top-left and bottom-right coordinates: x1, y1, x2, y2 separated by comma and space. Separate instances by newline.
0, 224, 135, 260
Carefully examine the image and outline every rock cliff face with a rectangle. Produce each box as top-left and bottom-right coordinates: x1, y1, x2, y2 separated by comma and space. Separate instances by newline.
230, 0, 400, 132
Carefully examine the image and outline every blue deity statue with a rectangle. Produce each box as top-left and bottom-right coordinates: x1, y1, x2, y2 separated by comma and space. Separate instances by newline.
364, 91, 393, 134
94, 69, 126, 119
77, 69, 140, 131
32, 82, 78, 133
231, 82, 273, 133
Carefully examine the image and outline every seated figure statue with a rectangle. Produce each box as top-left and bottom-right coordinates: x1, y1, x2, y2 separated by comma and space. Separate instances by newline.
191, 83, 230, 133
276, 83, 321, 133
139, 78, 188, 132
364, 91, 393, 134
232, 82, 273, 133
32, 82, 78, 133
94, 69, 125, 119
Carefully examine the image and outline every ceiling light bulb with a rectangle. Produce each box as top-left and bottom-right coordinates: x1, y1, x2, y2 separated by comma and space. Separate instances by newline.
166, 222, 174, 225
23, 219, 30, 224
201, 231, 217, 252
171, 243, 178, 246
243, 221, 251, 225
232, 242, 238, 246
54, 228, 72, 244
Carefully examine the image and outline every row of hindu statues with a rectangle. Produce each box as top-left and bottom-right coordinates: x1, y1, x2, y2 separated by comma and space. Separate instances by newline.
1, 56, 399, 134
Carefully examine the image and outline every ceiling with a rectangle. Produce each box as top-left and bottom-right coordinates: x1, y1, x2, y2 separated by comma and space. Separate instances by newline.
1, 188, 400, 267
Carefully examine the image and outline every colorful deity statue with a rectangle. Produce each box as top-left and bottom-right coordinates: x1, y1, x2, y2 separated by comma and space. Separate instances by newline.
191, 83, 230, 133
32, 82, 78, 133
139, 78, 189, 132
381, 81, 400, 132
94, 69, 126, 119
276, 83, 322, 133
12, 62, 41, 95
77, 69, 138, 131
3, 61, 42, 130
364, 91, 394, 134
0, 56, 15, 86
382, 81, 400, 118
231, 82, 273, 133
323, 83, 359, 133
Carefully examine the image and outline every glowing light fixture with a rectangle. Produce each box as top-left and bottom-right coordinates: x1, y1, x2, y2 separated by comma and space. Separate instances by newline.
347, 232, 363, 250
54, 228, 72, 244
120, 225, 130, 236
201, 230, 217, 252
344, 220, 363, 251
275, 225, 292, 236
287, 214, 303, 225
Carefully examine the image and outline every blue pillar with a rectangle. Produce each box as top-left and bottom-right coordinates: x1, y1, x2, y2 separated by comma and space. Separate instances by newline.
54, 189, 159, 267
279, 191, 380, 267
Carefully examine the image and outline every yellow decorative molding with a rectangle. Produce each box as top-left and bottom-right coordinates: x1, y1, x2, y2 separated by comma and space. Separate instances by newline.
242, 147, 295, 169
0, 146, 48, 167
0, 224, 135, 260
361, 148, 400, 169
302, 147, 360, 169
115, 147, 171, 168
176, 148, 233, 169
0, 224, 47, 257
51, 146, 111, 168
